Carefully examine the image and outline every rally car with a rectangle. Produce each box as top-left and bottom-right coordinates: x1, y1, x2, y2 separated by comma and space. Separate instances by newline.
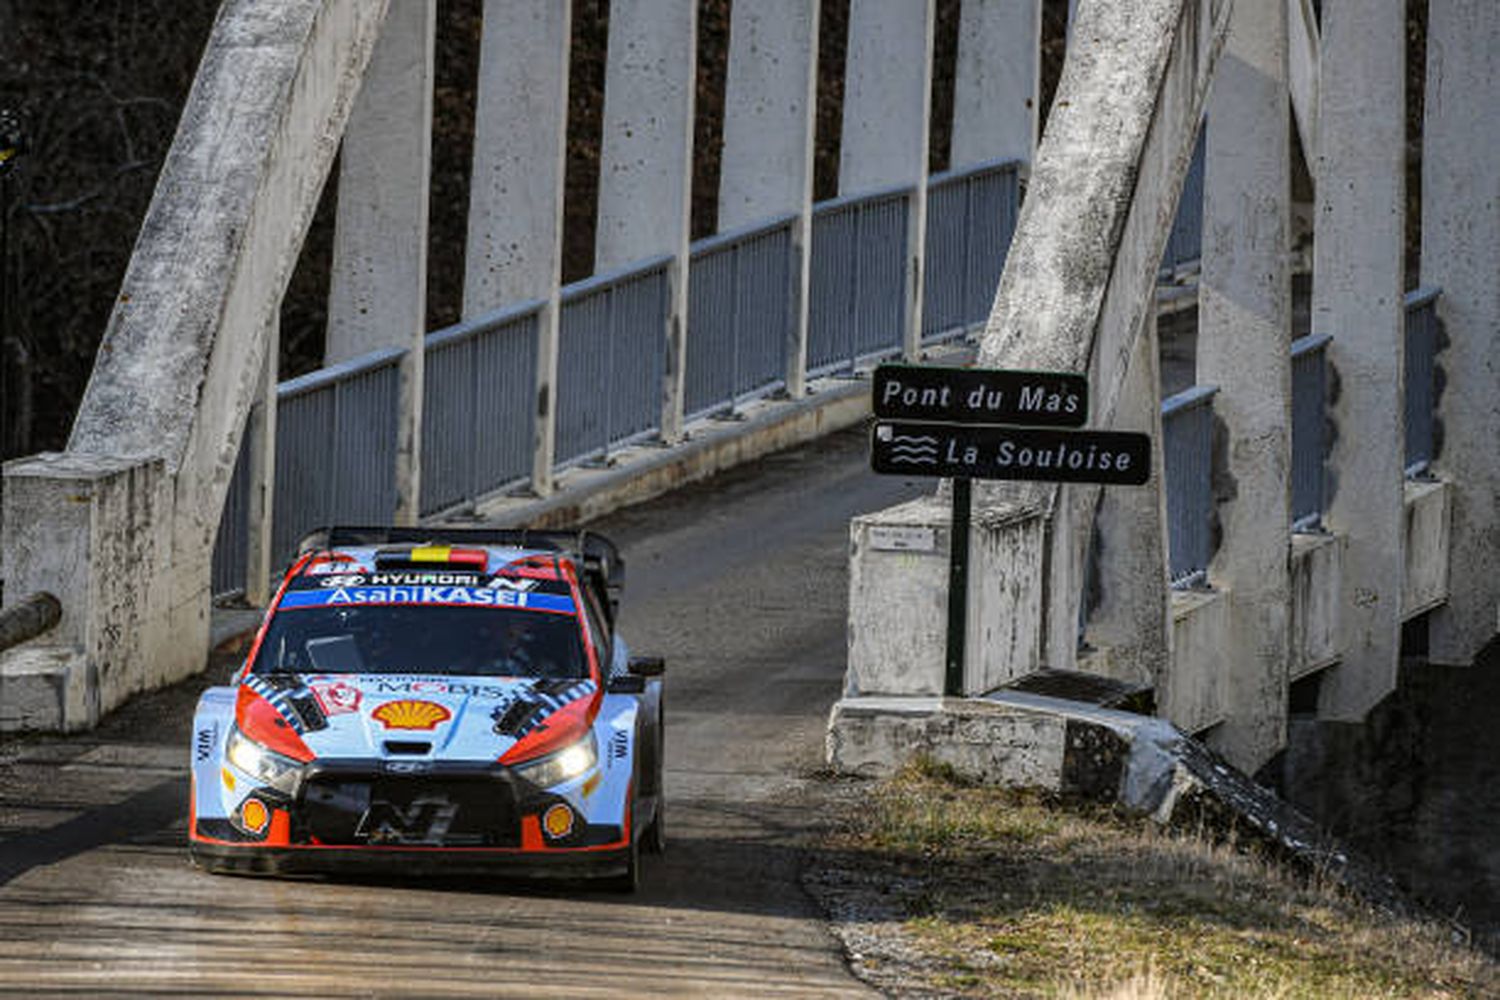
188, 526, 665, 890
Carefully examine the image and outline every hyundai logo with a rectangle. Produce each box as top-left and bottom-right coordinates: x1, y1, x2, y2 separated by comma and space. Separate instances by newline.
383, 760, 433, 774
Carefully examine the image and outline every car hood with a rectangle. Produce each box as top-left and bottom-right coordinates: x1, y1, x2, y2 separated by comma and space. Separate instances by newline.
239, 672, 598, 761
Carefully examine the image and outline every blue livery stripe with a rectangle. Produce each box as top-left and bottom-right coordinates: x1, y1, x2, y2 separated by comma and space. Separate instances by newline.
278, 586, 576, 613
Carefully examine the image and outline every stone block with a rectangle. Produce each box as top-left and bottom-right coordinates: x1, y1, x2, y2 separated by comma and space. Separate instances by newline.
0, 645, 90, 732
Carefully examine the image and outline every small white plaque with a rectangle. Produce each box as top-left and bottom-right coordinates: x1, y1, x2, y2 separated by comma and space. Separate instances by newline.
868, 525, 937, 553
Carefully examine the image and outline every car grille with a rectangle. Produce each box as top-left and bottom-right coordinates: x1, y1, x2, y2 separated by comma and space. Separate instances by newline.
300, 771, 520, 848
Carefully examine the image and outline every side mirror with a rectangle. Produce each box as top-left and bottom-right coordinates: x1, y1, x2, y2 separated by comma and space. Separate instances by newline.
628, 655, 665, 677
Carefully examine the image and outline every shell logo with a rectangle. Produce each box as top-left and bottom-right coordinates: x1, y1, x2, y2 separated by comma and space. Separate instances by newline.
372, 699, 451, 731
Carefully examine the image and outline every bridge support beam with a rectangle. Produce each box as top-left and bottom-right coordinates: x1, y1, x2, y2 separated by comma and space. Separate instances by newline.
839, 0, 935, 360
326, 0, 433, 524
1197, 0, 1293, 764
1314, 0, 1406, 721
596, 0, 696, 445
952, 0, 1041, 171
1422, 0, 1500, 667
719, 0, 819, 399
0, 0, 385, 730
465, 1, 571, 494
834, 0, 1236, 771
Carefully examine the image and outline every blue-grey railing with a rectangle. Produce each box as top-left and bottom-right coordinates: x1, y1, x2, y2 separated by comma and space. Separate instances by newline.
922, 159, 1021, 343
807, 184, 910, 376
421, 301, 542, 515
1160, 129, 1205, 277
1404, 286, 1440, 476
685, 214, 796, 420
1290, 333, 1332, 529
1162, 385, 1218, 585
210, 429, 254, 598
555, 256, 672, 468
272, 348, 404, 567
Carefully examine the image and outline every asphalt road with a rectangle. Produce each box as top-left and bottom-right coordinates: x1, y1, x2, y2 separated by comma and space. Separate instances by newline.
0, 424, 930, 998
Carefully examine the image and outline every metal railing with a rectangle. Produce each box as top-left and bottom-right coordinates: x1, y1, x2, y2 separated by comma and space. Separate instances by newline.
685, 214, 796, 420
1160, 129, 1205, 277
555, 256, 672, 468
210, 428, 254, 598
922, 159, 1021, 343
271, 347, 404, 567
1290, 333, 1332, 529
421, 302, 542, 515
1404, 286, 1441, 476
1162, 385, 1218, 585
807, 184, 910, 376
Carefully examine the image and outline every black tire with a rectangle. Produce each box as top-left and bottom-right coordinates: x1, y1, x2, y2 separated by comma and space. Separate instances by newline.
644, 797, 666, 855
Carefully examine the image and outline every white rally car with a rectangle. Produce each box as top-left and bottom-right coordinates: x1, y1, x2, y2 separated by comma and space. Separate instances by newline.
188, 527, 665, 890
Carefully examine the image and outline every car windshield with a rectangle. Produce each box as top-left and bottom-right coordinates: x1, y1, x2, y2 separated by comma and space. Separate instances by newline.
251, 605, 589, 680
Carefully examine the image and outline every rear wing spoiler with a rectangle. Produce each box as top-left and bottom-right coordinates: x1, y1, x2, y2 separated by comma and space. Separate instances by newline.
297, 525, 625, 625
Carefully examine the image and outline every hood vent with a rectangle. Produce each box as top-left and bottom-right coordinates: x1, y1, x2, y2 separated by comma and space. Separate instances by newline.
383, 741, 432, 756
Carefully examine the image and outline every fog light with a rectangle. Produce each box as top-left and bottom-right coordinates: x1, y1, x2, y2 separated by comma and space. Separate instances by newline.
542, 803, 575, 839
241, 797, 269, 834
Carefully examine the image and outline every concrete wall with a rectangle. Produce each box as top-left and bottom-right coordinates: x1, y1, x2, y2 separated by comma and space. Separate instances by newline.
2, 0, 386, 727
1314, 0, 1406, 721
595, 0, 696, 443
718, 0, 818, 397
1422, 0, 1500, 666
1197, 0, 1292, 768
326, 0, 433, 523
839, 0, 934, 359
464, 0, 571, 492
951, 0, 1041, 170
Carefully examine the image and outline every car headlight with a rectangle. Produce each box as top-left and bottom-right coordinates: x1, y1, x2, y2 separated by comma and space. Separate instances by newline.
514, 732, 598, 789
225, 725, 303, 796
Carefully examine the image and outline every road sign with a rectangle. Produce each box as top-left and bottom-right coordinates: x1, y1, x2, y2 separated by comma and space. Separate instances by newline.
872, 362, 1088, 427
871, 420, 1151, 486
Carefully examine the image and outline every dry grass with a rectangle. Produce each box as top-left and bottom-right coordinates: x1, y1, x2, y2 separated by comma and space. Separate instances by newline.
820, 759, 1498, 999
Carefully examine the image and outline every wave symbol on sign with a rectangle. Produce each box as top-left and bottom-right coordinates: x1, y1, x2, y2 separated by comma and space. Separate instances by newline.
886, 434, 938, 466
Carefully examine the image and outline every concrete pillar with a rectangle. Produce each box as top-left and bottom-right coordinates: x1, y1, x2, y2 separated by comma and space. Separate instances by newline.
596, 0, 696, 444
465, 0, 570, 494
839, 0, 935, 360
244, 317, 279, 608
719, 0, 818, 398
1422, 1, 1500, 667
6, 0, 385, 730
1197, 0, 1293, 766
951, 0, 1041, 170
1313, 0, 1405, 720
326, 0, 433, 524
1086, 308, 1170, 691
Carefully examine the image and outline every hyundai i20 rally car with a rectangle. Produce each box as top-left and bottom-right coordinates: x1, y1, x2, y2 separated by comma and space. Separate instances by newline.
189, 527, 665, 890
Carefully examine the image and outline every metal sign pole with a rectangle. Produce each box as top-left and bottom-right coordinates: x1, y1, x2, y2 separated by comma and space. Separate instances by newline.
944, 476, 971, 697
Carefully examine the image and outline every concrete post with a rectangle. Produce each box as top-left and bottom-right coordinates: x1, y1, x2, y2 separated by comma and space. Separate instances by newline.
326, 0, 433, 524
839, 0, 935, 360
719, 0, 818, 399
1313, 0, 1406, 721
1422, 1, 1500, 667
465, 1, 570, 494
1197, 0, 1293, 765
952, 0, 1041, 170
596, 0, 696, 444
1085, 308, 1170, 692
244, 316, 279, 608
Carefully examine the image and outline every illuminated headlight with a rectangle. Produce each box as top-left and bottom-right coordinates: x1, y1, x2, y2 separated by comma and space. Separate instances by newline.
515, 732, 598, 789
225, 725, 303, 796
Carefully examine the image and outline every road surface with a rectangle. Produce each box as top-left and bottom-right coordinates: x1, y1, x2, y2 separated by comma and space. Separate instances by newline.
0, 425, 928, 997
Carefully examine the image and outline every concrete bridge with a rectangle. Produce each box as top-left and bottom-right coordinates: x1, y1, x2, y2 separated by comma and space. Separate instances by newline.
2, 0, 1496, 779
